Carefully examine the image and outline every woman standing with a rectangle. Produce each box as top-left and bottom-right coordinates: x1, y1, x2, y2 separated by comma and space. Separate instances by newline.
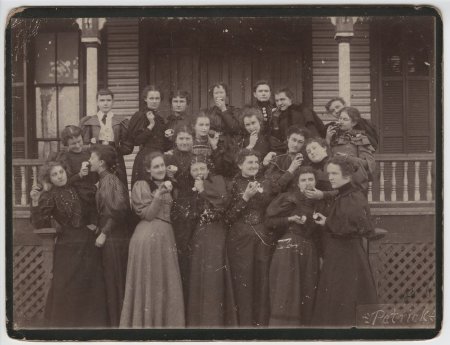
89, 145, 131, 327
30, 161, 108, 328
265, 166, 321, 326
312, 155, 378, 327
207, 82, 242, 178
326, 106, 376, 194
128, 85, 169, 187
225, 149, 275, 327
120, 152, 184, 328
166, 90, 191, 132
186, 156, 237, 327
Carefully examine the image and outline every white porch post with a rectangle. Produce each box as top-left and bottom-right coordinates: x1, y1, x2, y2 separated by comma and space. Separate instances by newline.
76, 18, 106, 115
330, 17, 357, 105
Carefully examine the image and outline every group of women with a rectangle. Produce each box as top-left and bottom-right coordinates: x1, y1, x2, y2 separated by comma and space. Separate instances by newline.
30, 81, 379, 329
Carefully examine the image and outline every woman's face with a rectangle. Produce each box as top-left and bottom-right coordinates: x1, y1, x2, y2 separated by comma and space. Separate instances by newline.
89, 152, 103, 172
171, 96, 188, 114
190, 162, 209, 180
145, 91, 161, 110
329, 100, 345, 118
287, 133, 305, 154
239, 155, 260, 178
298, 172, 316, 192
212, 86, 227, 102
67, 135, 83, 153
243, 115, 261, 134
274, 92, 293, 111
253, 84, 271, 102
147, 156, 166, 180
306, 142, 328, 163
175, 131, 193, 152
194, 116, 210, 137
338, 111, 356, 131
327, 163, 351, 189
49, 165, 67, 187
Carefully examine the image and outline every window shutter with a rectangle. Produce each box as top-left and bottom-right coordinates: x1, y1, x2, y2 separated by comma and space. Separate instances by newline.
381, 80, 404, 153
407, 79, 431, 152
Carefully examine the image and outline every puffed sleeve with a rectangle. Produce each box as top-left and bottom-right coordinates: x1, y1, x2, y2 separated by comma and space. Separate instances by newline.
265, 192, 294, 231
118, 118, 134, 155
199, 175, 230, 211
97, 175, 130, 234
326, 190, 374, 237
30, 192, 55, 229
131, 180, 164, 222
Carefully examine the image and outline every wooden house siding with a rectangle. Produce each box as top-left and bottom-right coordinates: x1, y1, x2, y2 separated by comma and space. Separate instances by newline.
106, 18, 140, 119
312, 17, 371, 121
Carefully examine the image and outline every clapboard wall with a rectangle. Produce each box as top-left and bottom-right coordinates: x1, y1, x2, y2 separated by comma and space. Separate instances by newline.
105, 18, 140, 119
312, 17, 371, 121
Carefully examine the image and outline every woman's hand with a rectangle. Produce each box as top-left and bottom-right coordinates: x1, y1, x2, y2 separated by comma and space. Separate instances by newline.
30, 185, 43, 206
79, 161, 90, 178
193, 178, 205, 193
95, 233, 107, 247
288, 154, 303, 174
326, 126, 336, 145
155, 181, 172, 198
247, 131, 258, 149
288, 215, 307, 224
304, 188, 324, 200
208, 132, 220, 150
263, 152, 277, 166
313, 212, 326, 226
242, 181, 259, 202
146, 111, 156, 130
214, 97, 227, 112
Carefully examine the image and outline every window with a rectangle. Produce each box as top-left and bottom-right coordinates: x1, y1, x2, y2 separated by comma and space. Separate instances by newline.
34, 31, 80, 158
375, 17, 435, 153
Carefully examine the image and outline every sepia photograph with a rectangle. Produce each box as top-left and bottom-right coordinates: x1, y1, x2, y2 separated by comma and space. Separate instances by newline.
5, 5, 442, 341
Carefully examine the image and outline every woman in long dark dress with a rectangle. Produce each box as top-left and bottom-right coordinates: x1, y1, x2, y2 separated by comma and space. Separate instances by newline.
165, 125, 196, 301
30, 161, 107, 328
311, 155, 378, 327
88, 145, 131, 327
225, 149, 275, 327
128, 85, 169, 187
186, 156, 237, 327
265, 166, 321, 327
120, 152, 184, 328
166, 90, 192, 132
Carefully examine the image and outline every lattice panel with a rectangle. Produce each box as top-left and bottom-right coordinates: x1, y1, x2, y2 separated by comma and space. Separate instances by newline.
377, 242, 435, 304
13, 245, 46, 322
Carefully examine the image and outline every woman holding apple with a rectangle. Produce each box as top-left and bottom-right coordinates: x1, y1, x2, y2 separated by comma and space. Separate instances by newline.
120, 151, 184, 328
128, 85, 170, 188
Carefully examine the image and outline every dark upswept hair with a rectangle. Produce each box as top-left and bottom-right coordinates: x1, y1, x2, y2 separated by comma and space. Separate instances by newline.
143, 151, 165, 171
274, 87, 294, 101
327, 155, 356, 178
339, 106, 362, 124
192, 110, 210, 127
325, 97, 346, 113
39, 160, 68, 186
298, 165, 318, 181
90, 145, 118, 172
286, 126, 310, 141
141, 85, 163, 101
173, 124, 194, 140
209, 82, 229, 97
169, 90, 191, 105
96, 88, 114, 99
240, 106, 263, 126
61, 125, 82, 146
235, 148, 260, 166
252, 80, 271, 93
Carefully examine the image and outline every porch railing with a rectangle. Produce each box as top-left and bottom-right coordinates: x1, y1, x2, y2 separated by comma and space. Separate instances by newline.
12, 153, 436, 212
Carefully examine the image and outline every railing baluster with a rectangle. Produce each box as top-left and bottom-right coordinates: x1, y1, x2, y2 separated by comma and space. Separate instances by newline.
403, 161, 409, 201
414, 161, 421, 201
379, 161, 385, 202
20, 166, 27, 206
391, 162, 397, 202
32, 166, 38, 187
368, 181, 373, 202
426, 161, 433, 201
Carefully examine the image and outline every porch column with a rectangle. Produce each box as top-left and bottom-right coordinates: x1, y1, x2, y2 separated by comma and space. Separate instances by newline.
330, 17, 357, 105
76, 18, 106, 115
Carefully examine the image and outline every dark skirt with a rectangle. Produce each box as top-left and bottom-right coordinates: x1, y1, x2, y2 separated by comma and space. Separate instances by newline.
226, 221, 275, 327
311, 234, 378, 327
269, 232, 319, 327
187, 221, 237, 327
45, 225, 108, 328
101, 224, 130, 327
